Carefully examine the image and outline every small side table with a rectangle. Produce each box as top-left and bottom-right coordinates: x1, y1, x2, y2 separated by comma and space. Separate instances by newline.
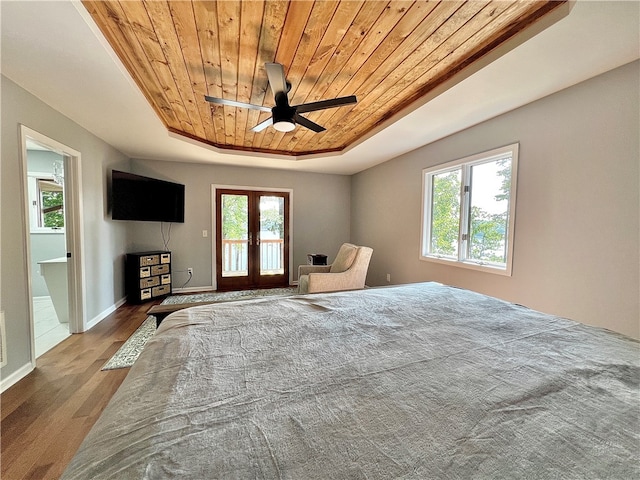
307, 253, 327, 265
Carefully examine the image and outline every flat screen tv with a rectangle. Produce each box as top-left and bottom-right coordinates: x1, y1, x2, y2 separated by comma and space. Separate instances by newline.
111, 170, 185, 223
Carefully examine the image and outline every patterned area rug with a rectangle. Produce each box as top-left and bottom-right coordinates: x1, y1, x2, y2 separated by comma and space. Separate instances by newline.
101, 287, 297, 370
161, 287, 297, 305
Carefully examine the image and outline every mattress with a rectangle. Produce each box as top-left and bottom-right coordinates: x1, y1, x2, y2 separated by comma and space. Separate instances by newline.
62, 282, 639, 479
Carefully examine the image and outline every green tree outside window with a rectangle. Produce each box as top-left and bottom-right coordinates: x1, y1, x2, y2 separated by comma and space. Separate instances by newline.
42, 191, 64, 227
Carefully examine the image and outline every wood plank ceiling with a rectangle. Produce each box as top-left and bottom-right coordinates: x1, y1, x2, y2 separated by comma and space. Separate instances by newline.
82, 1, 565, 158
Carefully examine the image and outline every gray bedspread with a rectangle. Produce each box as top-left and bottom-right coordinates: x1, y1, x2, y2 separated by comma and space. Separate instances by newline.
62, 282, 639, 479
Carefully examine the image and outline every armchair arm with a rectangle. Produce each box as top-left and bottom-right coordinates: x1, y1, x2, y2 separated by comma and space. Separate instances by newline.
298, 264, 331, 278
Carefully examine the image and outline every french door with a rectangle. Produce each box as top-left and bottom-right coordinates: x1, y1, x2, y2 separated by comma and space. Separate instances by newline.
215, 189, 290, 291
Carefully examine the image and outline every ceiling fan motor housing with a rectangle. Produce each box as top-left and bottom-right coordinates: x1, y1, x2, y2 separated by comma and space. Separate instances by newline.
272, 104, 296, 123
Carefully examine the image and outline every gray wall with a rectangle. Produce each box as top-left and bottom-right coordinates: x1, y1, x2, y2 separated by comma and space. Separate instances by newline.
126, 159, 351, 288
1, 76, 130, 380
352, 61, 639, 339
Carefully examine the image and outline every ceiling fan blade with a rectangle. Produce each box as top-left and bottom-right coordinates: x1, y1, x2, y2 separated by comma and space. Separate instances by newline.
265, 62, 288, 96
251, 116, 274, 132
204, 95, 271, 113
295, 95, 357, 114
294, 113, 325, 133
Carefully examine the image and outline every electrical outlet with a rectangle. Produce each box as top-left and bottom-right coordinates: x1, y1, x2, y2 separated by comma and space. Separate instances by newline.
386, 273, 391, 283
188, 267, 193, 276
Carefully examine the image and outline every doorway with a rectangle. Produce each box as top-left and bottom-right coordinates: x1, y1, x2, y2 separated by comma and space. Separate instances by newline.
25, 145, 70, 355
214, 188, 290, 291
20, 126, 84, 363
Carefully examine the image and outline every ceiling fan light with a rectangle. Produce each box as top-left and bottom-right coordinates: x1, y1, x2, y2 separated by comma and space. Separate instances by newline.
272, 104, 296, 132
273, 120, 295, 132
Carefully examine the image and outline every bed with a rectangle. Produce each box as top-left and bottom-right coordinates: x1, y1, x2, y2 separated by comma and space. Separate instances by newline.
62, 282, 639, 479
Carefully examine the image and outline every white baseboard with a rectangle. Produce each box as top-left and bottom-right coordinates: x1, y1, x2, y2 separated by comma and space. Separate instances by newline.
84, 296, 127, 331
172, 286, 215, 294
1, 362, 35, 393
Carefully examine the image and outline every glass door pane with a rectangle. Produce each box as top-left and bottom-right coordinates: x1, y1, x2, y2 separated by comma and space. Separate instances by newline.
221, 194, 248, 277
259, 195, 285, 276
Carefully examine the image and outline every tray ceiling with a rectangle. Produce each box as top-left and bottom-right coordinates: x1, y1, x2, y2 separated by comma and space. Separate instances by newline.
82, 1, 566, 158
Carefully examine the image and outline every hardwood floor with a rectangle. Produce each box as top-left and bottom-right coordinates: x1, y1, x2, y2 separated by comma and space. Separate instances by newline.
1, 300, 159, 479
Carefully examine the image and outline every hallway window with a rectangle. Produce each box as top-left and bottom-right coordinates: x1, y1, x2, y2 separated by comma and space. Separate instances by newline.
37, 178, 64, 228
27, 173, 65, 232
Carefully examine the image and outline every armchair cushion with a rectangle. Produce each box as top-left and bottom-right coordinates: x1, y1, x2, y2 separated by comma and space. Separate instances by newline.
329, 243, 358, 273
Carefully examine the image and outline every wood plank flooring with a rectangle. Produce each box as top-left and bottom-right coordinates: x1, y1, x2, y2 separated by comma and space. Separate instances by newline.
1, 300, 160, 479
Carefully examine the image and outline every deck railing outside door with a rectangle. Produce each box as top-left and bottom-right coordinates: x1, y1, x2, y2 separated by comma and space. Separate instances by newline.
222, 239, 284, 276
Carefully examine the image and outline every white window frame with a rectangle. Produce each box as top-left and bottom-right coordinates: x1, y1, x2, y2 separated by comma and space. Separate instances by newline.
420, 143, 519, 276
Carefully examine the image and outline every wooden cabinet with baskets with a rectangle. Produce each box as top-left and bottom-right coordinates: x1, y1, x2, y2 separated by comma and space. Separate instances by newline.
126, 251, 172, 303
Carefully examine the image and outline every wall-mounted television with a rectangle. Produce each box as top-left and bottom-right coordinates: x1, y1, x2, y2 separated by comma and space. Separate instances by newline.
111, 170, 185, 223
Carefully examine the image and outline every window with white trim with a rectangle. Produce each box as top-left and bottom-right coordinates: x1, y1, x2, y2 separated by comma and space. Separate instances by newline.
420, 143, 518, 275
27, 172, 65, 232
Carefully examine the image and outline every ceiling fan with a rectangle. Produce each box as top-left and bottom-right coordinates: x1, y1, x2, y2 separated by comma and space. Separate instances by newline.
205, 62, 357, 133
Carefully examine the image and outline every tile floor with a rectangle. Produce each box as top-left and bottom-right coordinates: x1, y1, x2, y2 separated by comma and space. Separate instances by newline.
32, 296, 70, 357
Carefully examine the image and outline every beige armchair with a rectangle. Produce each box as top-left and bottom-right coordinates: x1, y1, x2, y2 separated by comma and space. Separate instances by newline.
298, 243, 373, 294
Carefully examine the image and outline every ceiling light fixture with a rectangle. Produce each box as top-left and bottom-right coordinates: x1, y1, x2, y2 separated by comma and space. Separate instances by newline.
53, 160, 64, 185
273, 120, 295, 132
